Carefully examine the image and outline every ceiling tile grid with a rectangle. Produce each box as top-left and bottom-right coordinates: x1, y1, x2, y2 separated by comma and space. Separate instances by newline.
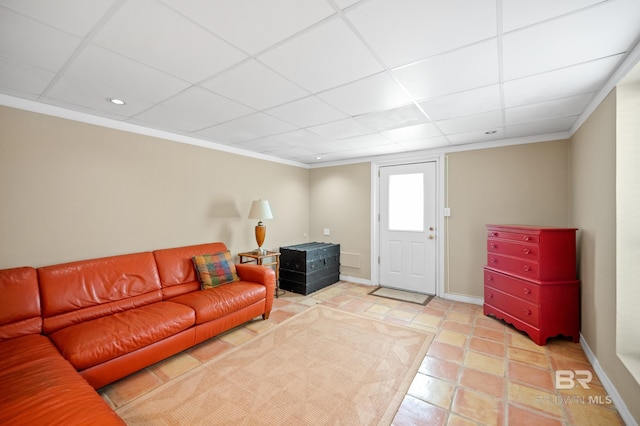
0, 0, 638, 165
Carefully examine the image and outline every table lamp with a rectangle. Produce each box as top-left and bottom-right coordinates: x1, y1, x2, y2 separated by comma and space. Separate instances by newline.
248, 199, 273, 254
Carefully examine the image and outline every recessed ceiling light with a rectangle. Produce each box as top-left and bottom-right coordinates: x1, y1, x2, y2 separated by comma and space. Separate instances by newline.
485, 130, 497, 135
108, 98, 126, 105
315, 156, 322, 160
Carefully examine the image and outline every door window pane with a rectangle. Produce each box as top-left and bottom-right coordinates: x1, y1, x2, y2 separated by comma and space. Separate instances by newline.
389, 173, 423, 231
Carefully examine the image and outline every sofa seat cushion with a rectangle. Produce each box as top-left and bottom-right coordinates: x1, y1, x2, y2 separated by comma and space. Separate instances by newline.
169, 282, 266, 324
0, 334, 61, 371
49, 301, 195, 371
0, 348, 123, 425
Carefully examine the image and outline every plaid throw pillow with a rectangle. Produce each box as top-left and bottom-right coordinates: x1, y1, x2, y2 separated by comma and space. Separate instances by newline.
192, 251, 240, 289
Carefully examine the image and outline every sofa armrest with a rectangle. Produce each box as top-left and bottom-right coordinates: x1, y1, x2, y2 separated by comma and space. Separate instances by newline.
235, 263, 275, 288
235, 264, 275, 316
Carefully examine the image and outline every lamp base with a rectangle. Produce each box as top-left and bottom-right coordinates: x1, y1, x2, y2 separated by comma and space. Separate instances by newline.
255, 224, 267, 254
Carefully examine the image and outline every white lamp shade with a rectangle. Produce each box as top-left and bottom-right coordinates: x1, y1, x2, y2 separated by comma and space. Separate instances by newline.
248, 199, 273, 220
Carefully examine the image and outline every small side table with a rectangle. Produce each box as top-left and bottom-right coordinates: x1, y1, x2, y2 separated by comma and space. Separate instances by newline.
238, 250, 283, 298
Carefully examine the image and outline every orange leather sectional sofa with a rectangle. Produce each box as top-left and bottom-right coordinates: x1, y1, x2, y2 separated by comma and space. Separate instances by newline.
0, 242, 275, 424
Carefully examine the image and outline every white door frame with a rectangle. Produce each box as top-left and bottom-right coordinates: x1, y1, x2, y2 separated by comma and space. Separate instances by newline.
371, 154, 445, 297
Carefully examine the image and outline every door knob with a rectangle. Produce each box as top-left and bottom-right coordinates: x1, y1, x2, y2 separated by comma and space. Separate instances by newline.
429, 235, 435, 240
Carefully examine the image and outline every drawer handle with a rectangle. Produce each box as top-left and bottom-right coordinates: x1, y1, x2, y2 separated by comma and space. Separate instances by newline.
490, 232, 497, 237
524, 236, 531, 241
487, 293, 494, 299
490, 258, 497, 263
523, 265, 530, 272
524, 309, 531, 316
523, 288, 531, 294
490, 243, 496, 249
486, 275, 493, 281
523, 249, 531, 255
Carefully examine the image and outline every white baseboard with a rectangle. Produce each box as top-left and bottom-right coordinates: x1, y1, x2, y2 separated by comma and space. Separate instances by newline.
339, 275, 372, 286
442, 292, 484, 305
580, 333, 637, 426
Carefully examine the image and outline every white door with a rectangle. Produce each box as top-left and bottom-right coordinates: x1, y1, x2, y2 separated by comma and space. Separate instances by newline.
379, 162, 437, 294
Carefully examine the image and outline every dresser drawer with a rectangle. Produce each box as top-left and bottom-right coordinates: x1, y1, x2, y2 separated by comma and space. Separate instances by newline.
487, 239, 539, 261
487, 229, 539, 243
483, 268, 539, 304
487, 253, 539, 280
484, 285, 539, 327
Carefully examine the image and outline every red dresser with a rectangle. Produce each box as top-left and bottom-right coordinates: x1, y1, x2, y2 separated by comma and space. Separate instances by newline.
483, 225, 580, 345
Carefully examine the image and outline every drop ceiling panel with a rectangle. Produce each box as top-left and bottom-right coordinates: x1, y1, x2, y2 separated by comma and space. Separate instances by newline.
381, 123, 442, 142
505, 93, 593, 125
502, 0, 605, 33
264, 130, 350, 154
0, 57, 55, 97
502, 0, 640, 80
195, 112, 296, 144
435, 110, 504, 135
0, 8, 81, 72
45, 76, 154, 118
130, 105, 216, 133
232, 137, 296, 153
334, 0, 360, 9
337, 142, 404, 158
0, 0, 117, 37
448, 127, 505, 145
93, 0, 247, 83
307, 117, 374, 139
162, 0, 335, 55
503, 55, 623, 108
352, 104, 428, 132
392, 40, 500, 101
65, 45, 190, 103
419, 85, 502, 121
347, 0, 497, 68
267, 146, 319, 159
259, 17, 384, 93
157, 86, 254, 124
340, 133, 391, 148
265, 96, 348, 128
201, 60, 309, 110
301, 139, 351, 154
260, 129, 329, 146
506, 116, 577, 139
397, 137, 449, 151
317, 71, 412, 116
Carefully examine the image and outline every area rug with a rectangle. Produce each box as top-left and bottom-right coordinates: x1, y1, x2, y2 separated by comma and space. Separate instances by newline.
370, 287, 434, 306
116, 305, 434, 425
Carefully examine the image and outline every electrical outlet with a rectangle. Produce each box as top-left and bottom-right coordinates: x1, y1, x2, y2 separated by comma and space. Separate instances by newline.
323, 228, 330, 236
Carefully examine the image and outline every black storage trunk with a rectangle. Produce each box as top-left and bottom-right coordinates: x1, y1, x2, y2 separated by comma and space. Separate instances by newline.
279, 242, 340, 295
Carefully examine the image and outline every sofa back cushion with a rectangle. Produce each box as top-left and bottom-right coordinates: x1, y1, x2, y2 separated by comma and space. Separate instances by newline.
153, 242, 228, 299
0, 267, 41, 341
38, 252, 162, 334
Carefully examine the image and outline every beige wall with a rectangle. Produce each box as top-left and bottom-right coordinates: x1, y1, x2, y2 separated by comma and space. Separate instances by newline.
569, 89, 640, 423
309, 163, 371, 280
0, 106, 309, 268
445, 141, 571, 297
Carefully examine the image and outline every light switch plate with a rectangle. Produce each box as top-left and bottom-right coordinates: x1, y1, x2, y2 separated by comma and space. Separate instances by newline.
323, 228, 330, 236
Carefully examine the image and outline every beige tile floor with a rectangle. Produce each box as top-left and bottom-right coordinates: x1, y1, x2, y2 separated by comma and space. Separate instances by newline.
99, 282, 624, 425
